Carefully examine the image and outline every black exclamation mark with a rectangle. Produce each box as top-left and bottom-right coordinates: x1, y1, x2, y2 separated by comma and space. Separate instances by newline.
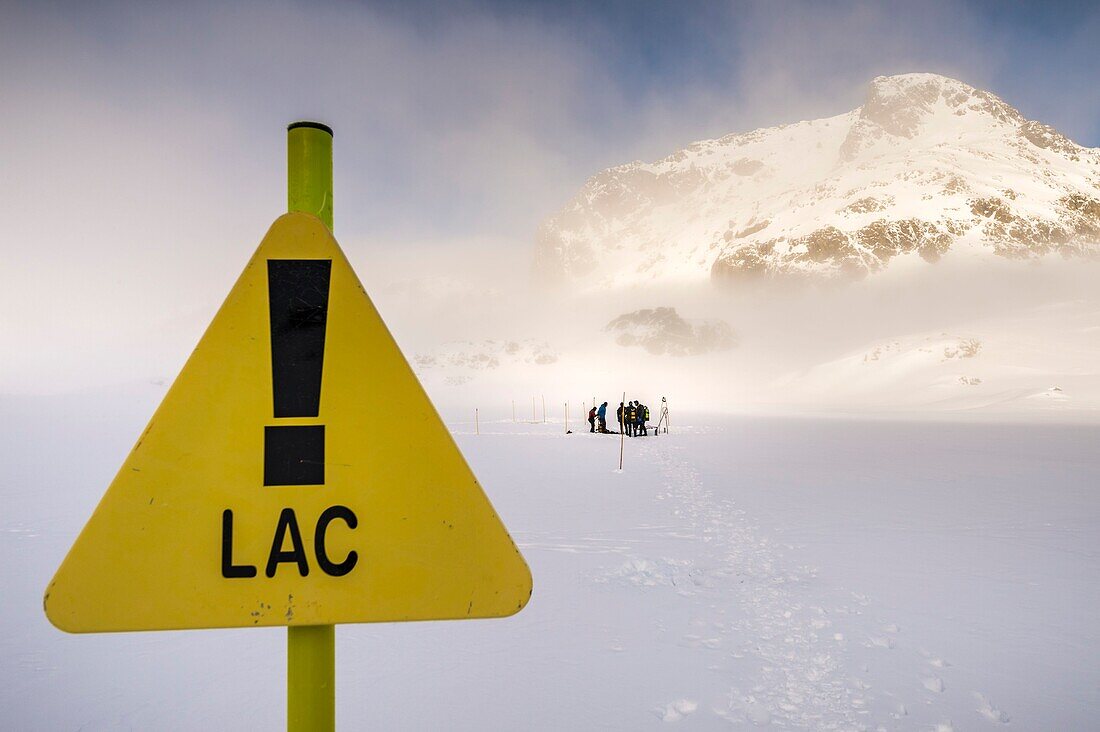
264, 259, 332, 486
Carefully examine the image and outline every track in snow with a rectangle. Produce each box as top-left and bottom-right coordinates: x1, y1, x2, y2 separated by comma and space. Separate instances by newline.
4, 400, 1095, 729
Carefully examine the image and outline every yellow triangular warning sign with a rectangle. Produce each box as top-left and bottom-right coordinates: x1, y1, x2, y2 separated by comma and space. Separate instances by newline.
45, 212, 532, 632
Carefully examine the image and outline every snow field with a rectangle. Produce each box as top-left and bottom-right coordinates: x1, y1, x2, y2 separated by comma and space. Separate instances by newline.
2, 390, 1098, 729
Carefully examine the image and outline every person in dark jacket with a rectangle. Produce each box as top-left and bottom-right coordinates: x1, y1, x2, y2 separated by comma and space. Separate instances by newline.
616, 402, 625, 433
588, 405, 597, 433
626, 401, 638, 436
596, 402, 608, 433
638, 402, 649, 436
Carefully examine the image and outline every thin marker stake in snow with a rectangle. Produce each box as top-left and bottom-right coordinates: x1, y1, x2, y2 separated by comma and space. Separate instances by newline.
618, 391, 626, 471
475, 408, 479, 436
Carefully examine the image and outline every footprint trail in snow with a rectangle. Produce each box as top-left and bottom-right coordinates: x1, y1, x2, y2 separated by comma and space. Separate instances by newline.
596, 439, 1003, 729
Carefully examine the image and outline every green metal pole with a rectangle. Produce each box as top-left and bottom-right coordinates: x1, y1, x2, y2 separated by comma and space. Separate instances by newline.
286, 120, 335, 732
288, 121, 334, 230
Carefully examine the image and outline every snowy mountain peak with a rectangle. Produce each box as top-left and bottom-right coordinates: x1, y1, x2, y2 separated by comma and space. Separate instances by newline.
868, 73, 1016, 126
536, 74, 1100, 289
839, 73, 1021, 160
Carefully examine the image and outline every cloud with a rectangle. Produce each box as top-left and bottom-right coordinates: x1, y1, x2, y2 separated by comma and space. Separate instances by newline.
0, 0, 1096, 395
0, 2, 614, 392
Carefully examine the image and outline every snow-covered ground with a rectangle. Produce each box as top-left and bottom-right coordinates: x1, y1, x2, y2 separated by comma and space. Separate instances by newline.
3, 388, 1098, 729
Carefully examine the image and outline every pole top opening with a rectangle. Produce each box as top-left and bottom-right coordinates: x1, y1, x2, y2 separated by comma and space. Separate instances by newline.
288, 121, 333, 136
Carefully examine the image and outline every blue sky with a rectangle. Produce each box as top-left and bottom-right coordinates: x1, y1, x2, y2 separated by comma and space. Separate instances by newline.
364, 0, 1100, 144
4, 0, 1097, 239
1, 0, 1098, 392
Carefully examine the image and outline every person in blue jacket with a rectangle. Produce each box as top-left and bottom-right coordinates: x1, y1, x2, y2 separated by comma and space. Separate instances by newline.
596, 401, 608, 433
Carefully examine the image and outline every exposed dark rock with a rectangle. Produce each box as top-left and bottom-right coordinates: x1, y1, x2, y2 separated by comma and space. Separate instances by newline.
605, 307, 737, 356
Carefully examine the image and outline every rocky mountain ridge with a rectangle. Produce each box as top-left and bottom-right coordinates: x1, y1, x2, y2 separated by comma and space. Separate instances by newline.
536, 73, 1100, 289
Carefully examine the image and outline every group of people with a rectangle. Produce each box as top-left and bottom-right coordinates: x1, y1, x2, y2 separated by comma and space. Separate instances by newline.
587, 400, 652, 436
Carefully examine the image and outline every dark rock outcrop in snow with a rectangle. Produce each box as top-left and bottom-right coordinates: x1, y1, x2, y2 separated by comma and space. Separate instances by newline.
605, 307, 736, 356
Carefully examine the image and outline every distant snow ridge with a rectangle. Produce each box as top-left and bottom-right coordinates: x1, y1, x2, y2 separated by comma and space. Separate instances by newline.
780, 333, 989, 405
605, 307, 736, 356
536, 73, 1100, 289
414, 339, 557, 385
861, 335, 981, 365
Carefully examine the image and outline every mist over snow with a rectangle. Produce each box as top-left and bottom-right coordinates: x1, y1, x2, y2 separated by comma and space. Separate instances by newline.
3, 2, 1099, 418
384, 75, 1100, 421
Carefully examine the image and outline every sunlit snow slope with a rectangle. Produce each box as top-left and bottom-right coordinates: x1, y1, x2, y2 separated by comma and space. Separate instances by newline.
536, 74, 1100, 289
